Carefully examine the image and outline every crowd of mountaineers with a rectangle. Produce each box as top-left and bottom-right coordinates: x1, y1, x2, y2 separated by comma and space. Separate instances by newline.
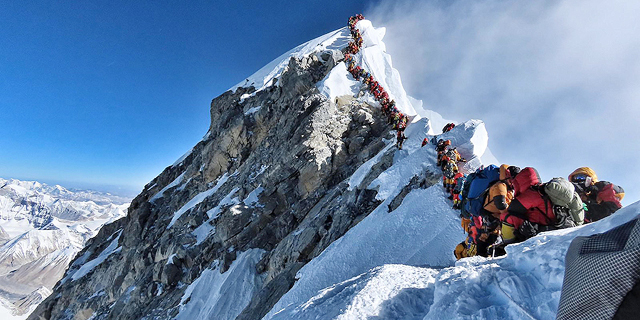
345, 14, 409, 150
343, 15, 625, 260
427, 124, 626, 259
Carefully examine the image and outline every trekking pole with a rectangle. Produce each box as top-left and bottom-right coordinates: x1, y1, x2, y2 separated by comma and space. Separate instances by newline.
490, 233, 503, 260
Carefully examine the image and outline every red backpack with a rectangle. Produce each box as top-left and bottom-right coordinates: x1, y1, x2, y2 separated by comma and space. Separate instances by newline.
511, 167, 541, 196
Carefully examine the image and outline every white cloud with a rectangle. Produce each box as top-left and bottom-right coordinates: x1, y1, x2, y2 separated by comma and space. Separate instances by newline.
367, 0, 640, 204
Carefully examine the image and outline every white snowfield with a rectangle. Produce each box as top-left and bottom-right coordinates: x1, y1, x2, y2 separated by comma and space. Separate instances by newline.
273, 264, 439, 320
169, 19, 635, 320
0, 178, 128, 318
265, 203, 640, 320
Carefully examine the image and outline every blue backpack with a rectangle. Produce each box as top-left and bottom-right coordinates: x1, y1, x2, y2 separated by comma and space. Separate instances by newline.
463, 164, 500, 217
454, 174, 467, 194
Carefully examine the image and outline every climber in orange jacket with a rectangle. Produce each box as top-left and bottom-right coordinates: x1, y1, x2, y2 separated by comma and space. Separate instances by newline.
482, 165, 520, 219
442, 160, 459, 195
436, 140, 451, 167
451, 171, 465, 206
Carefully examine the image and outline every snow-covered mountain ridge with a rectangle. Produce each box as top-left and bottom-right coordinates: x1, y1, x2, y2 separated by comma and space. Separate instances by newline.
0, 178, 128, 319
30, 17, 636, 320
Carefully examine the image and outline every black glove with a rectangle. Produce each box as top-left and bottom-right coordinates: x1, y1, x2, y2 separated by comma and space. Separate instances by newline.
482, 215, 500, 230
518, 220, 539, 240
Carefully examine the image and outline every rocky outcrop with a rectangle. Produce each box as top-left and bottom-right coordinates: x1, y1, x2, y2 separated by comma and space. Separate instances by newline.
29, 49, 421, 320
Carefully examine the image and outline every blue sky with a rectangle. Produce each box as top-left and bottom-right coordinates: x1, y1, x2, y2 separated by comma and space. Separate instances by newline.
0, 1, 373, 195
1, 0, 638, 204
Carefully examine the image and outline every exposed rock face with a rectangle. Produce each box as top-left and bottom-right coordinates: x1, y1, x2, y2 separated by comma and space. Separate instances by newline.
28, 50, 422, 320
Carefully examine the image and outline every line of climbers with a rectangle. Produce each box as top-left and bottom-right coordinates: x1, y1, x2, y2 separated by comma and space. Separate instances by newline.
344, 14, 626, 263
344, 14, 409, 149
345, 14, 626, 262
422, 131, 626, 260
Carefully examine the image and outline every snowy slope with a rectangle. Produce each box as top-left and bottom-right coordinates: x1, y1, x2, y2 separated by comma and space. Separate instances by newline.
264, 120, 485, 319
0, 178, 129, 317
253, 18, 636, 320
270, 264, 439, 320
265, 202, 640, 320
0, 229, 81, 273
260, 110, 638, 319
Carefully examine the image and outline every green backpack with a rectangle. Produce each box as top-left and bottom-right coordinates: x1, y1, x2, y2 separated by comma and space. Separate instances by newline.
544, 177, 585, 226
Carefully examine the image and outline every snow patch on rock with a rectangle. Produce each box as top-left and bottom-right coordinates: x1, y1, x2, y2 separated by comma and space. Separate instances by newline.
69, 230, 122, 282
317, 62, 361, 99
176, 249, 266, 320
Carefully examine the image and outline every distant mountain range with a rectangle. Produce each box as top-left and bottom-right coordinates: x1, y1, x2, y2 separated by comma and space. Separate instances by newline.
0, 178, 129, 318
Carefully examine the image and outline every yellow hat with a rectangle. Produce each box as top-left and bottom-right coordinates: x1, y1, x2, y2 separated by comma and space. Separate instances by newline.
568, 167, 598, 184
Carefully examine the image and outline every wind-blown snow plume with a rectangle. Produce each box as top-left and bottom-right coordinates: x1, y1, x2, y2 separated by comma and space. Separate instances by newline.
367, 0, 640, 203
